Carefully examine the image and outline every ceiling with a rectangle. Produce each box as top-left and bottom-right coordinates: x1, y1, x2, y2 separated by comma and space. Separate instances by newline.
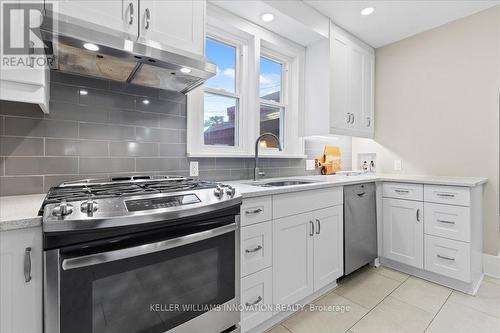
304, 1, 500, 48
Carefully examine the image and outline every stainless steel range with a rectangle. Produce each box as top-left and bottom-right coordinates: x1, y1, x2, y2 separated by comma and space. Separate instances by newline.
42, 175, 241, 333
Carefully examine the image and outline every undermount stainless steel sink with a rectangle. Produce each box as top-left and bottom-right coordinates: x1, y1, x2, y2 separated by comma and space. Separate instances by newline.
249, 179, 319, 187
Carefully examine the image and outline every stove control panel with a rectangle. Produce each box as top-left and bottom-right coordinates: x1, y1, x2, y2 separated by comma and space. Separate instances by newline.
125, 194, 201, 212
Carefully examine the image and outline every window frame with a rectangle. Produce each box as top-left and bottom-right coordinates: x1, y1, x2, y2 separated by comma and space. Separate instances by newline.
258, 48, 290, 152
203, 35, 242, 148
187, 5, 306, 158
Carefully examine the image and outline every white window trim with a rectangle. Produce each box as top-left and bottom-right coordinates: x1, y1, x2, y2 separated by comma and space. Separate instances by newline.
187, 4, 306, 158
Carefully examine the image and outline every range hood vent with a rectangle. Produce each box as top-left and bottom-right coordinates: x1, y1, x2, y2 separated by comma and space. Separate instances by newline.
40, 11, 216, 93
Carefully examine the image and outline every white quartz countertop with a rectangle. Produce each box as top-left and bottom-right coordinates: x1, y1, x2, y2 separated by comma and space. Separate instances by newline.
0, 174, 487, 230
0, 194, 45, 231
227, 174, 488, 198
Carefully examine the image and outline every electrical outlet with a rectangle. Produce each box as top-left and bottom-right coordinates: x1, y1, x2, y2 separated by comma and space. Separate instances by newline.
394, 159, 402, 171
190, 161, 199, 177
306, 159, 316, 171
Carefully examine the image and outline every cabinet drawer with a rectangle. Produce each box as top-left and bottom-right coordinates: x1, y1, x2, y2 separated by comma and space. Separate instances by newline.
241, 267, 273, 332
241, 221, 272, 277
273, 187, 343, 219
383, 182, 423, 201
424, 203, 470, 242
241, 196, 272, 226
424, 185, 470, 206
424, 235, 470, 282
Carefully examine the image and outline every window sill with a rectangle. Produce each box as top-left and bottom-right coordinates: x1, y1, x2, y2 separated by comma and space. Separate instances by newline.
187, 152, 307, 159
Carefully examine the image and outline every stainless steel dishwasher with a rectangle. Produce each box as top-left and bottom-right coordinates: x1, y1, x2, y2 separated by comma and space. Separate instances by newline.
343, 183, 377, 275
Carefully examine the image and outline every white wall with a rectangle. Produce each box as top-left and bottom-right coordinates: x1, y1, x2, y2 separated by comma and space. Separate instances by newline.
352, 6, 500, 255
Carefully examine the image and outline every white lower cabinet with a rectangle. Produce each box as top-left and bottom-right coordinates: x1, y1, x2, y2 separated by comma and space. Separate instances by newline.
273, 206, 343, 306
382, 198, 424, 269
424, 235, 471, 282
240, 267, 273, 332
241, 221, 272, 277
273, 212, 314, 306
0, 227, 42, 333
313, 206, 343, 291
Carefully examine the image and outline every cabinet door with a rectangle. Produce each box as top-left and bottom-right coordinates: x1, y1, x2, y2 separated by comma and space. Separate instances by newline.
330, 30, 351, 132
313, 206, 343, 291
383, 198, 424, 268
273, 212, 314, 305
54, 0, 138, 37
348, 44, 364, 131
0, 227, 42, 333
139, 0, 204, 55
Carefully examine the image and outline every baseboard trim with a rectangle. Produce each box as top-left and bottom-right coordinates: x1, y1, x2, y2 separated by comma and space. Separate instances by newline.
483, 253, 500, 278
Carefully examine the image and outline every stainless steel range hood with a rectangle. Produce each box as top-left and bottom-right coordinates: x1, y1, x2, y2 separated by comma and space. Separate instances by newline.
39, 11, 216, 93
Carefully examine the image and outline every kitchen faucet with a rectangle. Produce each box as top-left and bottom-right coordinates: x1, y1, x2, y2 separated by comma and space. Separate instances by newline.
254, 132, 282, 181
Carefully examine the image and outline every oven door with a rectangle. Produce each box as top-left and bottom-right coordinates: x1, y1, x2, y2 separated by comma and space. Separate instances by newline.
45, 217, 240, 333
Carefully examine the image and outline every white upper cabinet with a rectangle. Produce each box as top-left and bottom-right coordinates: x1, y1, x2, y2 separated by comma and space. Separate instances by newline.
0, 0, 49, 112
305, 22, 374, 138
51, 0, 205, 55
330, 23, 375, 138
139, 0, 205, 55
53, 0, 139, 37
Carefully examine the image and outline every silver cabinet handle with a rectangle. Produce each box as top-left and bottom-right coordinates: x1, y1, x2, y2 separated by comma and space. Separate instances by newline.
437, 254, 455, 261
24, 247, 32, 283
245, 208, 262, 215
351, 113, 355, 124
309, 221, 314, 237
62, 223, 237, 270
437, 193, 455, 198
128, 2, 134, 25
245, 245, 263, 254
315, 219, 321, 235
144, 8, 151, 30
394, 189, 410, 194
245, 296, 263, 307
366, 117, 371, 127
346, 113, 351, 124
437, 219, 455, 225
416, 209, 421, 222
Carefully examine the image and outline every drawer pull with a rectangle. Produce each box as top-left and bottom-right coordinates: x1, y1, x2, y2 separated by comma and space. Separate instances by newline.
436, 193, 455, 198
245, 245, 263, 254
245, 208, 263, 215
437, 219, 456, 225
24, 247, 32, 283
245, 296, 263, 307
394, 189, 410, 194
437, 254, 455, 261
416, 209, 421, 222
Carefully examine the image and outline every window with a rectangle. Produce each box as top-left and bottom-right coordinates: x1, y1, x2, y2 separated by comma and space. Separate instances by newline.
259, 55, 285, 149
203, 38, 239, 146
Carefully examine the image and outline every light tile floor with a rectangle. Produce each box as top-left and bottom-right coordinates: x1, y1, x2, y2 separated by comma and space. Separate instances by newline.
266, 266, 500, 333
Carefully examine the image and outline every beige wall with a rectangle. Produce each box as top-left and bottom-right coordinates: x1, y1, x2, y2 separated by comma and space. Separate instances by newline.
352, 6, 500, 255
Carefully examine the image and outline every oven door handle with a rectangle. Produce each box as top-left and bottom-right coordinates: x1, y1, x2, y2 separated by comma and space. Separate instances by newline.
61, 223, 237, 271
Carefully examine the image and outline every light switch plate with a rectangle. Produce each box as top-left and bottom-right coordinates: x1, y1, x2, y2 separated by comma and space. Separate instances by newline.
394, 159, 402, 171
306, 159, 316, 170
190, 161, 199, 177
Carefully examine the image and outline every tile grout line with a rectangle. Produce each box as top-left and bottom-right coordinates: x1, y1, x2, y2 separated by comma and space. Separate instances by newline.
344, 270, 411, 332
422, 291, 452, 333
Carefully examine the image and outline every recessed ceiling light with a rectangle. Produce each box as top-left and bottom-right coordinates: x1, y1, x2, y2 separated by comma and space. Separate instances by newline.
83, 43, 99, 51
79, 89, 88, 96
261, 13, 274, 22
180, 67, 192, 74
142, 99, 150, 105
361, 7, 375, 16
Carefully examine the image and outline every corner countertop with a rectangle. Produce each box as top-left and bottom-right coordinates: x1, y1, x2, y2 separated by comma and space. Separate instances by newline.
0, 194, 45, 231
227, 173, 488, 198
0, 174, 487, 231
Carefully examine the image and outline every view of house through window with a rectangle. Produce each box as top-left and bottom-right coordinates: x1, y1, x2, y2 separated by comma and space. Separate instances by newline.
259, 56, 283, 148
204, 38, 238, 146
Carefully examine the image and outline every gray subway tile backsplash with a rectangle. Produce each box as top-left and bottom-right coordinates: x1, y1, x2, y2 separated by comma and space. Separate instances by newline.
0, 71, 351, 195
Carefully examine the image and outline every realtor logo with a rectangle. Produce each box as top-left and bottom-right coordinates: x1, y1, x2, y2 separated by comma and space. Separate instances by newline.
1, 2, 54, 68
